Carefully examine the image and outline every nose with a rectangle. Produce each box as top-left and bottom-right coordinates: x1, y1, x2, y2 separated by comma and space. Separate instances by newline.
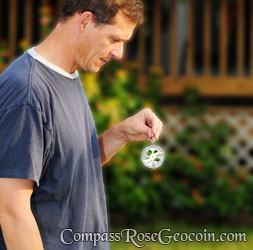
110, 42, 124, 60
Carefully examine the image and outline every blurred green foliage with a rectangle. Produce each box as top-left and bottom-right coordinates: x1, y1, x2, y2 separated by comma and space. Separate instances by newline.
0, 41, 10, 72
110, 221, 253, 250
82, 63, 253, 223
159, 86, 249, 218
81, 62, 164, 221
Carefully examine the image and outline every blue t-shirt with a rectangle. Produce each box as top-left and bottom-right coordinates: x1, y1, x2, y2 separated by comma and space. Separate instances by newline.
0, 49, 109, 250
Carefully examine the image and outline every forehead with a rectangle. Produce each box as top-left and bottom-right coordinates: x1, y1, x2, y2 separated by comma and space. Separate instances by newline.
97, 11, 137, 40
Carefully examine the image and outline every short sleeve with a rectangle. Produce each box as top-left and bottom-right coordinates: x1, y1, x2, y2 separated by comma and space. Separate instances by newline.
0, 104, 47, 186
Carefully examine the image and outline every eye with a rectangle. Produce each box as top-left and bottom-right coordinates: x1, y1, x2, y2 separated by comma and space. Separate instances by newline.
111, 38, 120, 43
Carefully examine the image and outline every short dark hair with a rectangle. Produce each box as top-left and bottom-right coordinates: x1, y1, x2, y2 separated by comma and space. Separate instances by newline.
59, 0, 144, 25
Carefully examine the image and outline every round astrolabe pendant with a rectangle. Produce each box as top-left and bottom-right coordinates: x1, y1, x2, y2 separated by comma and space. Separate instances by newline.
141, 144, 165, 169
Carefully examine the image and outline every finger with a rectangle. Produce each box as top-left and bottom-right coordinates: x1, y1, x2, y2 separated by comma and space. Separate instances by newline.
142, 109, 161, 140
143, 110, 158, 137
157, 120, 163, 139
151, 118, 160, 140
151, 118, 163, 140
152, 127, 158, 140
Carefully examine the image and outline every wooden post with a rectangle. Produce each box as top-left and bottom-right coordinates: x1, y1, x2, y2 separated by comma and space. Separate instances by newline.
237, 0, 244, 76
203, 0, 211, 76
186, 0, 194, 76
250, 0, 253, 77
137, 24, 146, 92
153, 0, 161, 68
170, 0, 177, 76
25, 0, 33, 45
220, 0, 228, 76
42, 0, 49, 4
57, 0, 63, 16
9, 0, 17, 59
0, 0, 2, 39
138, 25, 145, 74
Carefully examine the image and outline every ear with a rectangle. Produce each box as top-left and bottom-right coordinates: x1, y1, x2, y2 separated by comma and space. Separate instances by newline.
78, 11, 95, 33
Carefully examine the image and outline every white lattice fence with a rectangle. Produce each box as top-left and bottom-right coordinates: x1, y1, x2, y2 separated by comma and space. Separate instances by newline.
162, 107, 253, 169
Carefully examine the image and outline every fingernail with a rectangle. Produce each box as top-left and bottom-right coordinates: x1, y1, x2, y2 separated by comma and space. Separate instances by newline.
153, 133, 157, 140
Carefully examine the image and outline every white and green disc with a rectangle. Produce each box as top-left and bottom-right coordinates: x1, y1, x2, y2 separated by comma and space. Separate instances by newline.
141, 144, 165, 169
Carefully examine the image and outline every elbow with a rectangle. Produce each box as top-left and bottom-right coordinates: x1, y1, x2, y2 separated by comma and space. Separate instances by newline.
0, 202, 31, 225
0, 178, 34, 224
0, 204, 17, 224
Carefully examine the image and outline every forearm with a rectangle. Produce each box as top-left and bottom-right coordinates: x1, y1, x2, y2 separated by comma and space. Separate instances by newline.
98, 109, 163, 166
98, 122, 128, 166
0, 211, 44, 250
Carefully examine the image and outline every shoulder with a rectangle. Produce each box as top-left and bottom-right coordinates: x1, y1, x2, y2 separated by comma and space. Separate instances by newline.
0, 54, 55, 129
0, 53, 37, 111
0, 53, 53, 113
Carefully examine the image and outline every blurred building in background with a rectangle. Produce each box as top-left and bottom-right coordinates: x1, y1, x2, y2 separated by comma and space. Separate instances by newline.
0, 0, 252, 81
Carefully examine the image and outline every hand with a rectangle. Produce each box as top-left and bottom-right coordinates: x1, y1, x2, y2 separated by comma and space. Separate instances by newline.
121, 108, 163, 142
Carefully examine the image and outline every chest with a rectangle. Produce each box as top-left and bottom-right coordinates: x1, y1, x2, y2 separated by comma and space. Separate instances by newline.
51, 86, 95, 158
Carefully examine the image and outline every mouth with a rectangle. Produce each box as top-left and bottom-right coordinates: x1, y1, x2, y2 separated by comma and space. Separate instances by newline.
100, 58, 109, 65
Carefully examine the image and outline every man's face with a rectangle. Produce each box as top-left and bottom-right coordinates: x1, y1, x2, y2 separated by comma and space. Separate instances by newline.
76, 11, 137, 73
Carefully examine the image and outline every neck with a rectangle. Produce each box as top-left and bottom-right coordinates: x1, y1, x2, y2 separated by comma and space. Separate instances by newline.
35, 22, 78, 74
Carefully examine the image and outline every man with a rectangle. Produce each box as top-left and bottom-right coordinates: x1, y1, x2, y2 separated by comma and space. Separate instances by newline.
0, 0, 163, 249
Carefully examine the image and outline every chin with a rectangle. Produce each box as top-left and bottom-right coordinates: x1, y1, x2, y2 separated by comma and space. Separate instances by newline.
92, 65, 104, 73
81, 66, 99, 73
90, 67, 100, 73
83, 61, 105, 73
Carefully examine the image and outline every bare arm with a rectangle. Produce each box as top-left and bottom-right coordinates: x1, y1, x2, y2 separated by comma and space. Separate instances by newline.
0, 178, 44, 250
98, 109, 163, 165
98, 122, 127, 165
